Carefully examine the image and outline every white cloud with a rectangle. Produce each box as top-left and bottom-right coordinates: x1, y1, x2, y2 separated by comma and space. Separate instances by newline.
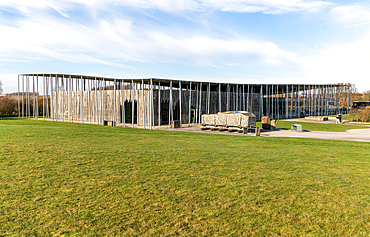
0, 10, 299, 67
331, 4, 370, 25
0, 0, 331, 14
303, 33, 370, 92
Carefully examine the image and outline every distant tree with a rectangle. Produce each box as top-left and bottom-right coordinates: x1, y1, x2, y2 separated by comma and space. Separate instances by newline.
364, 90, 370, 101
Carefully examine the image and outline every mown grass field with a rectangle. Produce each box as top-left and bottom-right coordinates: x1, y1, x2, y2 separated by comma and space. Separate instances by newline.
1, 118, 370, 235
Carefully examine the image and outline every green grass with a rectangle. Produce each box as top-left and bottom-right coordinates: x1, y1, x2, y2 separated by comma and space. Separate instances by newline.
1, 118, 370, 235
328, 114, 349, 120
257, 120, 367, 132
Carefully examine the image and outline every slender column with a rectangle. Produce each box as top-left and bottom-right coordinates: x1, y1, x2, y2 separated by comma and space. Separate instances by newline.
179, 81, 182, 128
80, 76, 83, 123
189, 82, 192, 126
132, 79, 134, 128
277, 85, 279, 120
88, 78, 91, 123
290, 85, 293, 118
247, 85, 250, 112
113, 79, 116, 127
55, 75, 58, 121
61, 75, 64, 122
142, 79, 145, 128
17, 75, 20, 118
158, 81, 161, 127
69, 76, 72, 122
28, 76, 31, 119
285, 85, 288, 118
95, 77, 98, 124
150, 79, 154, 129
236, 85, 238, 111
271, 85, 274, 118
196, 84, 199, 124
122, 79, 125, 127
50, 74, 54, 121
227, 84, 230, 111
32, 76, 35, 119
243, 85, 245, 111
207, 82, 210, 114
36, 75, 39, 120
250, 86, 253, 116
22, 75, 24, 119
102, 79, 105, 125
199, 82, 202, 124
46, 76, 49, 119
218, 83, 221, 112
169, 80, 172, 128
260, 85, 263, 118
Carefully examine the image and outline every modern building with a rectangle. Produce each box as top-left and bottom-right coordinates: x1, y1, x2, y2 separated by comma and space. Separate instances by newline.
17, 74, 352, 128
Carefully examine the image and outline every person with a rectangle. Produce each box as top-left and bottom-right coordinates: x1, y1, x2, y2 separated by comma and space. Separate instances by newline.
336, 114, 342, 124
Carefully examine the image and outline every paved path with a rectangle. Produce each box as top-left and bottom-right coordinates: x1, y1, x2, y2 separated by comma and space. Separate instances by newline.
160, 126, 370, 143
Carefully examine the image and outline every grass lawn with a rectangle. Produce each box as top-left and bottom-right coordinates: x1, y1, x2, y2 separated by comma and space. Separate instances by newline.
256, 120, 367, 132
1, 118, 370, 235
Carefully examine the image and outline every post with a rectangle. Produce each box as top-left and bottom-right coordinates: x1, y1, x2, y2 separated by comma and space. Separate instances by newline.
88, 78, 91, 123
219, 83, 221, 112
247, 85, 250, 112
286, 84, 288, 118
207, 82, 210, 114
179, 81, 182, 128
113, 79, 116, 127
18, 75, 20, 118
169, 80, 173, 128
158, 81, 161, 127
55, 75, 58, 121
199, 82, 202, 124
50, 74, 54, 121
142, 79, 145, 129
226, 83, 230, 111
69, 76, 72, 122
62, 75, 64, 122
95, 77, 98, 124
189, 81, 192, 127
80, 76, 83, 124
132, 79, 134, 128
260, 85, 263, 118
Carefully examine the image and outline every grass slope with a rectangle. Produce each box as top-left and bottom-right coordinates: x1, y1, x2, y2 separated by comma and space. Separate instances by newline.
1, 118, 370, 235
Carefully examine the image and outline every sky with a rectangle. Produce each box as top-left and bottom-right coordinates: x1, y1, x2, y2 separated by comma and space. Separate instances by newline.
1, 0, 370, 94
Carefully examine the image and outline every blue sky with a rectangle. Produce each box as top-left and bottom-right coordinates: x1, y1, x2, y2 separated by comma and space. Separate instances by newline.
1, 0, 370, 93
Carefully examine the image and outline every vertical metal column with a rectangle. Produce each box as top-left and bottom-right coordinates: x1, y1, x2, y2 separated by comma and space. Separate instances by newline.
285, 85, 289, 118
62, 75, 64, 122
95, 77, 98, 124
158, 81, 161, 127
207, 82, 210, 114
290, 85, 293, 118
179, 81, 182, 128
247, 85, 250, 112
243, 85, 245, 111
69, 76, 72, 122
142, 79, 145, 128
131, 79, 134, 128
169, 80, 173, 128
151, 78, 154, 129
88, 78, 91, 123
32, 76, 35, 119
260, 85, 263, 118
80, 76, 83, 124
198, 82, 202, 124
196, 84, 199, 124
122, 79, 125, 127
236, 85, 238, 111
113, 79, 116, 127
189, 81, 192, 127
50, 74, 54, 121
227, 84, 230, 111
218, 83, 221, 112
55, 75, 58, 121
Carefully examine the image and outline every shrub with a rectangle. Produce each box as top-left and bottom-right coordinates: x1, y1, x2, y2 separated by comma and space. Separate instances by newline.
0, 96, 18, 116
